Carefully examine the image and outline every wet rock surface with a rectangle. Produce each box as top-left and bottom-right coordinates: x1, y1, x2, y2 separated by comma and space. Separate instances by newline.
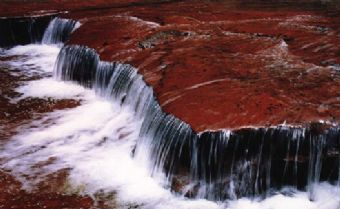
0, 61, 91, 208
1, 0, 340, 207
1, 1, 340, 131
0, 67, 80, 141
0, 170, 94, 209
67, 2, 340, 131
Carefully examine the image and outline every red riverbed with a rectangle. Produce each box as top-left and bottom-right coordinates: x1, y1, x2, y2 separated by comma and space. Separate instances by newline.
1, 1, 340, 208
66, 1, 340, 131
2, 1, 340, 132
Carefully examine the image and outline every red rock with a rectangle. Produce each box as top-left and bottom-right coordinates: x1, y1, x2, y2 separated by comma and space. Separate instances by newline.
0, 68, 81, 140
0, 171, 95, 209
2, 1, 340, 132
1, 0, 340, 206
63, 1, 340, 131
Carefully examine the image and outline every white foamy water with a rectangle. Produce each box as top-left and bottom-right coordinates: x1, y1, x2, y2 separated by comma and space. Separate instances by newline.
15, 78, 86, 100
3, 44, 60, 75
230, 184, 340, 209
1, 44, 340, 209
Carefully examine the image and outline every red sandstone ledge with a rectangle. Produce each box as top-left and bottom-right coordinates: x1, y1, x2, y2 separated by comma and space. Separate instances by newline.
1, 1, 340, 132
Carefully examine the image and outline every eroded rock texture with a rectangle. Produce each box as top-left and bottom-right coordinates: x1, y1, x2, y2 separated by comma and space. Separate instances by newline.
1, 0, 340, 207
1, 1, 340, 131
67, 2, 340, 131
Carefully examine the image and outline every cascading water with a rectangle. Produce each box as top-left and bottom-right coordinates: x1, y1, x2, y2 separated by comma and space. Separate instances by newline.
1, 15, 340, 209
0, 16, 78, 47
42, 17, 80, 44
54, 45, 196, 184
190, 126, 340, 200
54, 44, 340, 201
0, 15, 54, 47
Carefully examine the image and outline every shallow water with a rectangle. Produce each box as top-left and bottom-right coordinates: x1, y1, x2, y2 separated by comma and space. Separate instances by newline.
0, 43, 340, 208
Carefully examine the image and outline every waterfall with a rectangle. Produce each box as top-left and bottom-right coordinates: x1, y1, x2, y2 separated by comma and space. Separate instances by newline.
1, 12, 340, 202
0, 16, 79, 47
307, 134, 326, 201
54, 45, 195, 182
0, 16, 53, 47
54, 44, 340, 201
55, 45, 99, 87
42, 17, 80, 44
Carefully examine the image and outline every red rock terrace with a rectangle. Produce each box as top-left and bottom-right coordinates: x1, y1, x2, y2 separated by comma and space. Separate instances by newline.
1, 0, 340, 208
1, 0, 340, 131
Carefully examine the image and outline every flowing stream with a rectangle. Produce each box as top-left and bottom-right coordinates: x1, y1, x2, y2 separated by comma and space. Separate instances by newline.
0, 17, 340, 209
